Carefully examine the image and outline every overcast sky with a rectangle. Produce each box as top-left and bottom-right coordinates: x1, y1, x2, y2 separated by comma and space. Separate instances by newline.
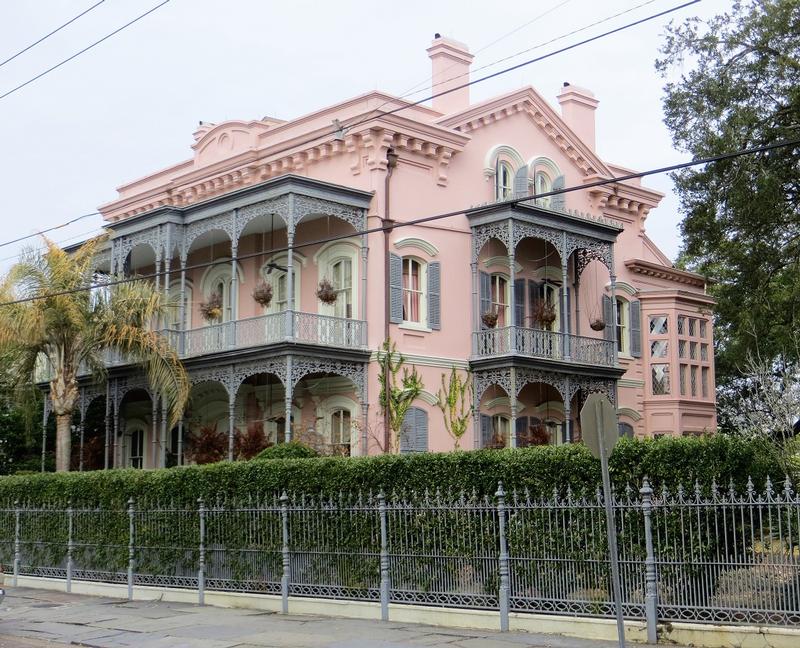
0, 0, 731, 272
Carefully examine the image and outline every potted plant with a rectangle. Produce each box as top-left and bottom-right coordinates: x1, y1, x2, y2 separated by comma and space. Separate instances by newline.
316, 278, 337, 304
589, 318, 606, 332
252, 280, 273, 307
532, 300, 557, 327
199, 292, 223, 322
481, 310, 499, 329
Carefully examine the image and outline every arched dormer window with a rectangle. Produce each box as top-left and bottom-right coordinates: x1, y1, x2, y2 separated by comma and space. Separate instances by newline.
528, 157, 564, 209
485, 145, 525, 202
496, 161, 513, 201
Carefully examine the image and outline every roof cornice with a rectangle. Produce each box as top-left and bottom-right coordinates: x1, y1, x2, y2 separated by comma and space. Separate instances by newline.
625, 258, 711, 289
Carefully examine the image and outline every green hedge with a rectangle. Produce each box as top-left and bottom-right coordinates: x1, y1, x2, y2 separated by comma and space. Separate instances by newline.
0, 435, 787, 506
255, 441, 318, 460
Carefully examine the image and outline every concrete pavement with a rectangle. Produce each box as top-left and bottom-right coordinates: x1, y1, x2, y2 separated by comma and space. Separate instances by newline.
0, 587, 663, 648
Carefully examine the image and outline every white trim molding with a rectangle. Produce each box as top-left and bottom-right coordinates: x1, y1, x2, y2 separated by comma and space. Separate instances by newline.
483, 144, 525, 178
606, 280, 637, 296
617, 407, 643, 422
394, 237, 439, 257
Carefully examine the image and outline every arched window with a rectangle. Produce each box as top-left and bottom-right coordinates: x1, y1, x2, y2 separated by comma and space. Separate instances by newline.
315, 241, 360, 320
329, 408, 352, 451
330, 257, 353, 319
126, 427, 145, 469
491, 274, 509, 326
618, 422, 635, 439
402, 257, 426, 324
400, 407, 428, 453
534, 170, 552, 207
168, 280, 192, 330
201, 263, 238, 324
260, 256, 301, 314
496, 161, 513, 201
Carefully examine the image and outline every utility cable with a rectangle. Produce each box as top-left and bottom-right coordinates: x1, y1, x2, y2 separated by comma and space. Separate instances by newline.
0, 0, 171, 101
0, 212, 101, 249
0, 0, 694, 246
0, 135, 796, 308
0, 0, 107, 69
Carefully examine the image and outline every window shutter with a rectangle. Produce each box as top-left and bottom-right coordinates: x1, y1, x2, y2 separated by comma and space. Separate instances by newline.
551, 174, 566, 211
414, 408, 428, 452
528, 279, 542, 327
479, 271, 491, 327
602, 294, 614, 341
515, 416, 528, 445
513, 164, 530, 199
513, 278, 525, 326
630, 299, 642, 357
565, 286, 571, 335
389, 253, 403, 324
480, 414, 493, 448
427, 262, 441, 330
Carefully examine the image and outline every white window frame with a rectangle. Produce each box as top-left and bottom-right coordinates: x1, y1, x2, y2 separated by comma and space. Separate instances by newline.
314, 240, 360, 319
490, 273, 510, 327
259, 255, 302, 315
491, 414, 510, 448
316, 395, 358, 455
496, 161, 513, 201
200, 260, 242, 324
401, 256, 428, 328
167, 280, 193, 331
616, 297, 629, 356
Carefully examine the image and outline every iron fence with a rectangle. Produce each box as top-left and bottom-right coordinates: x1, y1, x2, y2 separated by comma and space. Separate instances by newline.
1, 478, 798, 633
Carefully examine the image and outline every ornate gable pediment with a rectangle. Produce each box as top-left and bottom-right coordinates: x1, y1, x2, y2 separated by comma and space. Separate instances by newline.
192, 120, 271, 167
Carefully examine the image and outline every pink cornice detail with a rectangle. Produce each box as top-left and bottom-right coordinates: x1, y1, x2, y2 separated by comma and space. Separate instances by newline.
625, 259, 711, 289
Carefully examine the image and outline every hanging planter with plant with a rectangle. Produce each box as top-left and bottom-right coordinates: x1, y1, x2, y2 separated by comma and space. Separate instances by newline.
589, 318, 606, 332
252, 280, 273, 307
200, 292, 223, 322
481, 310, 499, 329
316, 278, 337, 305
532, 300, 557, 327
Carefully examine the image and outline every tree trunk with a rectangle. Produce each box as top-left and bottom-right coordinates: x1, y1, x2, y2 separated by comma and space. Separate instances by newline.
55, 413, 72, 472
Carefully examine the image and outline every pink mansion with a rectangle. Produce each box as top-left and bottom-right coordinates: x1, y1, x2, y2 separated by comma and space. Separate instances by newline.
48, 36, 716, 469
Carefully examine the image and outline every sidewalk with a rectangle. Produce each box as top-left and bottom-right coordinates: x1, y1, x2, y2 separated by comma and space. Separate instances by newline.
0, 587, 662, 648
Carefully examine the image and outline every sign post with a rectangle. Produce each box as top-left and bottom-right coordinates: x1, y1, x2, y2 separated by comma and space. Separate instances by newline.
581, 393, 626, 648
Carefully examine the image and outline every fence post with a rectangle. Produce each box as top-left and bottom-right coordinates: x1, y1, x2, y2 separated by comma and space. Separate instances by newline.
198, 497, 206, 606
127, 497, 135, 601
280, 492, 290, 614
66, 501, 74, 593
496, 482, 510, 632
640, 477, 658, 643
13, 501, 20, 587
378, 492, 390, 621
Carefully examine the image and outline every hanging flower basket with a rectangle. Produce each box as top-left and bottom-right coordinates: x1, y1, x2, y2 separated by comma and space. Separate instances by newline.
590, 318, 607, 332
200, 292, 223, 322
252, 280, 273, 307
316, 278, 338, 305
533, 301, 557, 327
481, 310, 499, 329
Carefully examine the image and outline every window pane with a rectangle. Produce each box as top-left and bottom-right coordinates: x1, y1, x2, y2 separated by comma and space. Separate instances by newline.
680, 364, 687, 396
677, 315, 686, 335
700, 343, 709, 361
651, 340, 669, 358
699, 320, 708, 338
649, 315, 668, 335
690, 365, 697, 397
701, 367, 709, 398
678, 339, 687, 358
690, 341, 698, 360
689, 318, 697, 336
652, 364, 670, 395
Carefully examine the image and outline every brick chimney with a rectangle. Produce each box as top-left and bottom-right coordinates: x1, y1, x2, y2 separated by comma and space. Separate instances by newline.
557, 83, 599, 150
427, 35, 474, 115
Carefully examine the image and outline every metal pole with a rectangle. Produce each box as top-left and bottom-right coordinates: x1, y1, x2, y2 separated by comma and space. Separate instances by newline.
280, 491, 290, 614
66, 501, 74, 592
78, 422, 85, 472
640, 477, 658, 643
127, 497, 135, 601
378, 492, 390, 621
198, 497, 206, 606
41, 398, 47, 473
13, 501, 20, 587
496, 482, 510, 632
596, 401, 626, 648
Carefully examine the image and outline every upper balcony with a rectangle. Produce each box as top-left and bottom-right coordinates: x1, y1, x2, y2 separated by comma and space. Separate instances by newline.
466, 193, 624, 372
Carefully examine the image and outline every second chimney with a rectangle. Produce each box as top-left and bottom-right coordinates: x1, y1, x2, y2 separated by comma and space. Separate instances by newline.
557, 83, 599, 151
427, 35, 474, 115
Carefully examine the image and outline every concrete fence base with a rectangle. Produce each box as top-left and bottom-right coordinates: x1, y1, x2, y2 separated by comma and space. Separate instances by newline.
10, 575, 800, 648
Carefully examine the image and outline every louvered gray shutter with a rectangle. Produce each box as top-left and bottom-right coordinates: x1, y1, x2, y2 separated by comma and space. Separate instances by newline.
513, 278, 525, 326
602, 294, 614, 341
480, 414, 493, 448
565, 286, 571, 335
400, 408, 414, 453
630, 299, 642, 357
515, 416, 528, 446
551, 174, 566, 211
427, 262, 441, 330
414, 408, 428, 452
479, 271, 491, 327
389, 253, 403, 324
513, 164, 529, 199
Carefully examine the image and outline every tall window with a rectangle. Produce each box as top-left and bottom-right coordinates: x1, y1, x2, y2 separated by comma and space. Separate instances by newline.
534, 171, 552, 207
652, 364, 671, 395
491, 415, 510, 448
540, 282, 561, 332
402, 258, 425, 324
275, 272, 289, 311
331, 258, 353, 319
496, 162, 513, 200
329, 409, 351, 452
128, 428, 144, 469
616, 298, 628, 354
491, 275, 509, 326
202, 265, 236, 324
168, 282, 192, 330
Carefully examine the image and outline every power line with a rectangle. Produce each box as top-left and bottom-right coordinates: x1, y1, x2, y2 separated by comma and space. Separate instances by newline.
0, 226, 107, 265
1, 136, 796, 308
0, 0, 171, 101
0, 0, 107, 69
0, 0, 696, 245
0, 212, 101, 250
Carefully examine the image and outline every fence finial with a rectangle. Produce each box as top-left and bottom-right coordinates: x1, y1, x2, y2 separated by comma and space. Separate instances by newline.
640, 476, 653, 496
495, 481, 505, 499
783, 475, 794, 500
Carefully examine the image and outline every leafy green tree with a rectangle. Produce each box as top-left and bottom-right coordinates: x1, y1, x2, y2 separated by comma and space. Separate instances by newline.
437, 367, 473, 449
378, 339, 423, 453
657, 0, 800, 380
0, 236, 189, 472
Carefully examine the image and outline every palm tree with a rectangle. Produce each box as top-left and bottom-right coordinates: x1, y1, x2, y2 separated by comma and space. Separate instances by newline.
0, 235, 189, 472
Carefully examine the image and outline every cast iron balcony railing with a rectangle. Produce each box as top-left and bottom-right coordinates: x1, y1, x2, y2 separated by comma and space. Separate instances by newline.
472, 326, 615, 367
34, 311, 367, 381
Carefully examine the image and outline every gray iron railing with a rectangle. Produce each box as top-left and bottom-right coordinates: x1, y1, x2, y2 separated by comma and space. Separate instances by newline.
1, 478, 798, 633
472, 326, 615, 367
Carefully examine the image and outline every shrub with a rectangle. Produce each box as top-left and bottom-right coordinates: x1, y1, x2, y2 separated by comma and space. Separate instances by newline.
255, 441, 318, 460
